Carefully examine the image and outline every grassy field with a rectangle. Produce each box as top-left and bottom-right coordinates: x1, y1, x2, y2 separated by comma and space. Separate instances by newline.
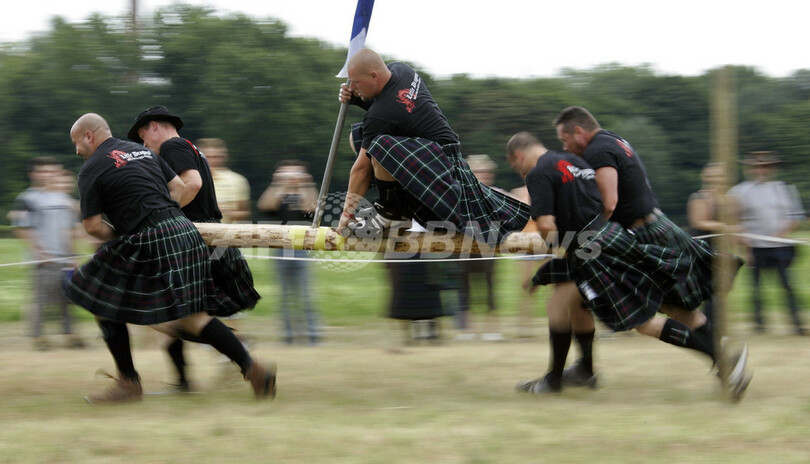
1, 237, 809, 463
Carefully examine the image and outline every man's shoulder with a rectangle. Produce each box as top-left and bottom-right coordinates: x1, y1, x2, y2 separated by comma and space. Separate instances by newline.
104, 137, 146, 152
160, 137, 193, 153
14, 187, 40, 201
528, 155, 558, 179
388, 61, 413, 73
587, 130, 621, 153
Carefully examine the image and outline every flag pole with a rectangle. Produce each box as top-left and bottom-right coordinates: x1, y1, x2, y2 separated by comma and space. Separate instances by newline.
312, 83, 349, 228
311, 0, 373, 228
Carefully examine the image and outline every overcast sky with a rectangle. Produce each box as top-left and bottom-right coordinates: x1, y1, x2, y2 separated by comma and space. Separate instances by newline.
3, 0, 808, 79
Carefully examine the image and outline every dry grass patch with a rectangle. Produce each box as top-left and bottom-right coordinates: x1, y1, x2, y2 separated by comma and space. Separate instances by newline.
0, 319, 809, 463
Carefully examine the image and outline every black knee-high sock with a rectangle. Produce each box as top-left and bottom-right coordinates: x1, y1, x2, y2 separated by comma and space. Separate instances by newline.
574, 330, 595, 374
548, 329, 572, 382
97, 319, 138, 381
166, 338, 187, 384
659, 319, 715, 361
198, 318, 252, 375
693, 321, 715, 355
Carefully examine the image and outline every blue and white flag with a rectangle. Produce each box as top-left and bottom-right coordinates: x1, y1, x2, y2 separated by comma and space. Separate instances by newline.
336, 0, 375, 78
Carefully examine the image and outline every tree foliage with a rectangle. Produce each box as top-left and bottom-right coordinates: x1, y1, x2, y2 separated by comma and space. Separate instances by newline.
1, 4, 809, 225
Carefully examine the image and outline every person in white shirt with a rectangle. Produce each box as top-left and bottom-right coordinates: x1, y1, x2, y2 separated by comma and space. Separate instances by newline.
729, 151, 806, 335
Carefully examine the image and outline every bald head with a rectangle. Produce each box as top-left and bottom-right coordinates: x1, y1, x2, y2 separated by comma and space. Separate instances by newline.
505, 131, 547, 178
348, 49, 386, 75
347, 49, 391, 101
70, 113, 113, 159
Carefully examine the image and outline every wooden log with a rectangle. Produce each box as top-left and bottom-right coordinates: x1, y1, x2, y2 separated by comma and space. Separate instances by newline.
193, 222, 552, 257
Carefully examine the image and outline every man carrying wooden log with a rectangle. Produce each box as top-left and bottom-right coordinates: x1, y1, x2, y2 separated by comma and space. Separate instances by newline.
336, 49, 529, 245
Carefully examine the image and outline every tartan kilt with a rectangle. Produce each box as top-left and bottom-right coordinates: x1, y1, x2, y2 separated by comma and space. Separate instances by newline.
64, 215, 215, 325
532, 256, 574, 285
207, 244, 261, 317
569, 222, 700, 332
368, 135, 530, 244
629, 213, 714, 310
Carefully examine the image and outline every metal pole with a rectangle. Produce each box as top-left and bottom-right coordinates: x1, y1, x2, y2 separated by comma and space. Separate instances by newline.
312, 80, 351, 228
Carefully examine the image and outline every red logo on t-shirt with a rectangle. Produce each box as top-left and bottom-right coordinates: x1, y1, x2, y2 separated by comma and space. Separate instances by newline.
616, 139, 634, 158
556, 160, 575, 184
107, 150, 128, 168
396, 89, 416, 113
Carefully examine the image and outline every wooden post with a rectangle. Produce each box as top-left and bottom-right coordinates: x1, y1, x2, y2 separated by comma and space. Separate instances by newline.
710, 65, 739, 389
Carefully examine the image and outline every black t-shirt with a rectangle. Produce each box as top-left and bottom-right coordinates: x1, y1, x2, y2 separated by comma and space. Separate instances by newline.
526, 150, 603, 235
583, 130, 658, 228
356, 62, 459, 149
159, 137, 222, 222
78, 137, 178, 234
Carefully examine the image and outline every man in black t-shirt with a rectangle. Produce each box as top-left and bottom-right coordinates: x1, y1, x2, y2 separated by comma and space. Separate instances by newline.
506, 132, 600, 393
553, 106, 719, 331
506, 132, 752, 399
129, 105, 262, 392
66, 113, 275, 403
336, 49, 529, 245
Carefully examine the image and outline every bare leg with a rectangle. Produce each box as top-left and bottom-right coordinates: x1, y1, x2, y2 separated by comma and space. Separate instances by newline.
371, 158, 396, 181
660, 303, 706, 330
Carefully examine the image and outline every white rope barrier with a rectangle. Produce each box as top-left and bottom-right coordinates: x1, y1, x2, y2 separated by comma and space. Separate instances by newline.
239, 252, 556, 264
0, 232, 807, 268
0, 255, 93, 268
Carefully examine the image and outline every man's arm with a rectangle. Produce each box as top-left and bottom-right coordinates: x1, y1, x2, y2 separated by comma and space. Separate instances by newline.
781, 183, 805, 237
167, 175, 186, 205
522, 214, 558, 295
12, 227, 50, 260
337, 150, 373, 232
257, 184, 283, 212
175, 170, 200, 207
687, 194, 725, 233
594, 167, 618, 220
82, 214, 117, 242
534, 214, 559, 245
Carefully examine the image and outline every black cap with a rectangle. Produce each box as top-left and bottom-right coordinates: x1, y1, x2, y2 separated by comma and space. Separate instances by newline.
127, 105, 184, 143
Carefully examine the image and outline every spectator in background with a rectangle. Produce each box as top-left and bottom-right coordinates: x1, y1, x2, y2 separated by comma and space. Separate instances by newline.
385, 257, 445, 345
347, 125, 445, 345
455, 154, 503, 341
257, 160, 321, 345
728, 151, 806, 335
195, 138, 251, 224
687, 162, 727, 325
9, 157, 84, 351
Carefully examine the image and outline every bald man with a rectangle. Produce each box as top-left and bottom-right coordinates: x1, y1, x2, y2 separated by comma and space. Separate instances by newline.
65, 114, 275, 404
336, 49, 529, 245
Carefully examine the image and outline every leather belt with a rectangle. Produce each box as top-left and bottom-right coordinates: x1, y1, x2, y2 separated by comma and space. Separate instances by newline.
441, 142, 462, 156
132, 207, 183, 234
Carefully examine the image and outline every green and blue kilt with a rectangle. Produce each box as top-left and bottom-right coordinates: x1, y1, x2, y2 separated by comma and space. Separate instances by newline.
629, 213, 714, 310
535, 222, 705, 332
199, 219, 261, 317
64, 214, 215, 325
532, 255, 574, 285
367, 135, 530, 244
